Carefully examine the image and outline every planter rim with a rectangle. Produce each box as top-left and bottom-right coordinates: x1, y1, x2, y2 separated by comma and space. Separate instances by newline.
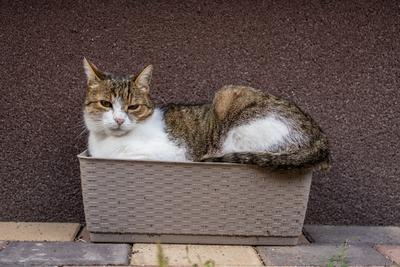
78, 150, 313, 173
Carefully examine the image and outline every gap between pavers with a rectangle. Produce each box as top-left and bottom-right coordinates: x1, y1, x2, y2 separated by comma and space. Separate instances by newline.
0, 242, 131, 266
0, 222, 81, 241
131, 243, 265, 266
0, 241, 8, 251
298, 233, 311, 245
256, 244, 393, 266
75, 226, 91, 242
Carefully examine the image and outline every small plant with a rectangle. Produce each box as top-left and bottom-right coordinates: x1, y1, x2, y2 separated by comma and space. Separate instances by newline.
326, 241, 349, 267
156, 243, 216, 267
184, 245, 216, 267
157, 243, 169, 267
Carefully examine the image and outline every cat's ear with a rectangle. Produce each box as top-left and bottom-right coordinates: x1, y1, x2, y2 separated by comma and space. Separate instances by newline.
83, 57, 105, 84
134, 65, 153, 93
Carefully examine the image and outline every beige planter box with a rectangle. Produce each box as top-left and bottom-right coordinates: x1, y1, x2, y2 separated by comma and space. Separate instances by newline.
78, 151, 312, 245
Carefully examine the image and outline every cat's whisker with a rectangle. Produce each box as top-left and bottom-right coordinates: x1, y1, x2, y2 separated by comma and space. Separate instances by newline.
71, 121, 87, 129
76, 128, 88, 139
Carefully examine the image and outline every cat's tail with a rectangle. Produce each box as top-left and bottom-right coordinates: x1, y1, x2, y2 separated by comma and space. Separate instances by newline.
201, 140, 331, 171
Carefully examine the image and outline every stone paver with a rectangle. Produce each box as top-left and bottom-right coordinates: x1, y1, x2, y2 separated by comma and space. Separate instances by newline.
0, 264, 59, 267
256, 244, 392, 266
0, 222, 81, 241
304, 225, 400, 244
0, 242, 131, 266
131, 243, 264, 266
376, 245, 400, 264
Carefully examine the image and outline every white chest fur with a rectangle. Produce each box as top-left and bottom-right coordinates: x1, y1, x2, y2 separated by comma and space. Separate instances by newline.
88, 109, 188, 161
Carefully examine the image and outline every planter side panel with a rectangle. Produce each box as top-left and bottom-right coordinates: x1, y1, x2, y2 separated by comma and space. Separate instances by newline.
79, 155, 312, 237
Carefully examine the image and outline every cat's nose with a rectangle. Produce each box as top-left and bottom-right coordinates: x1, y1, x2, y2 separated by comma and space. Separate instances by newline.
114, 117, 125, 125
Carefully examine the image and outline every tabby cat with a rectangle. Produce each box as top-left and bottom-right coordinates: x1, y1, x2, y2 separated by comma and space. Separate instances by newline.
83, 58, 330, 170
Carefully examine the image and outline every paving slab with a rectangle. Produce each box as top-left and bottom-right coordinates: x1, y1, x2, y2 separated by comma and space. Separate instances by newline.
0, 242, 131, 266
376, 245, 400, 264
257, 244, 392, 266
0, 222, 81, 241
304, 225, 400, 244
131, 243, 264, 266
0, 264, 59, 267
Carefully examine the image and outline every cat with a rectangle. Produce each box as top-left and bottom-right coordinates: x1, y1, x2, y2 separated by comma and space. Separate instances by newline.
83, 58, 330, 170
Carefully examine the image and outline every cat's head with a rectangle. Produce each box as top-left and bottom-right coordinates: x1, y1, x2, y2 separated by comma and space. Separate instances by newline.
83, 58, 154, 136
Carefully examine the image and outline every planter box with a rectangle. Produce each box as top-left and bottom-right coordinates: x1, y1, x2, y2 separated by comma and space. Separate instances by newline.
78, 151, 312, 245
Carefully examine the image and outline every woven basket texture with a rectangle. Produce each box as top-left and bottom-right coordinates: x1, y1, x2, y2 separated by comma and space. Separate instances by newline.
79, 151, 312, 237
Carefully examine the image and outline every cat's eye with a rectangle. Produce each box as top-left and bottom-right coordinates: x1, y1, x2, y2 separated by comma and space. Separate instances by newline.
100, 100, 112, 108
128, 104, 140, 111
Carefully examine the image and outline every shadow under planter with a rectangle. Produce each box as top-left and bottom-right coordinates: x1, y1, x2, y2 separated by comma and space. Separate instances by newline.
78, 151, 312, 245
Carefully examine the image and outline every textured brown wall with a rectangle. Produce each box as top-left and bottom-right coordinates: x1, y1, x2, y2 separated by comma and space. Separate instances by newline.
1, 0, 399, 225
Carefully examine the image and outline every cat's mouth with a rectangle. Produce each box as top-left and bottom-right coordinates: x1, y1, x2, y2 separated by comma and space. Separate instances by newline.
108, 127, 129, 136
